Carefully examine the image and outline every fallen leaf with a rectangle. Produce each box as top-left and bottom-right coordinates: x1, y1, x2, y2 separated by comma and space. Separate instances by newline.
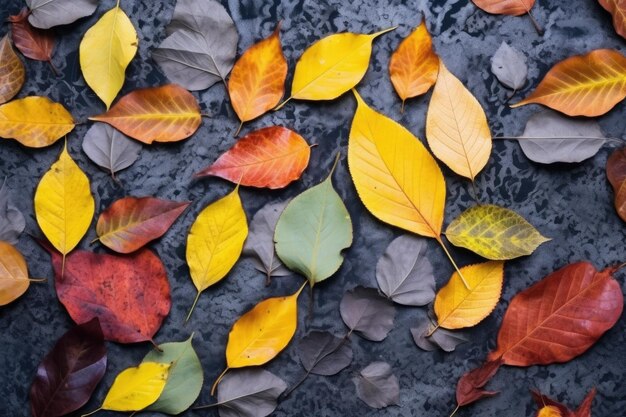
297, 331, 353, 376
82, 123, 142, 177
30, 318, 106, 417
228, 24, 287, 127
472, 0, 536, 16
0, 35, 25, 105
195, 126, 310, 189
153, 0, 238, 90
411, 316, 469, 352
388, 20, 439, 110
376, 234, 435, 306
455, 358, 503, 407
0, 96, 74, 147
0, 242, 32, 306
511, 49, 626, 117
35, 144, 94, 263
340, 286, 395, 341
606, 147, 626, 222
89, 84, 202, 144
215, 369, 287, 417
186, 188, 247, 321
598, 0, 626, 40
537, 406, 564, 417
9, 8, 55, 67
96, 196, 190, 254
25, 0, 98, 29
79, 4, 138, 108
531, 388, 597, 417
353, 362, 400, 409
274, 156, 352, 286
573, 389, 596, 417
142, 335, 203, 415
426, 61, 492, 181
491, 41, 527, 91
434, 261, 504, 329
0, 180, 25, 244
445, 204, 550, 260
46, 247, 171, 344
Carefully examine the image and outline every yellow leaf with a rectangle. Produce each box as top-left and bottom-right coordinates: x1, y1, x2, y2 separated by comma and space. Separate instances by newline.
537, 406, 564, 417
0, 96, 74, 148
101, 362, 170, 412
434, 261, 504, 330
34, 143, 94, 261
80, 4, 138, 109
426, 61, 492, 181
0, 242, 30, 306
185, 188, 248, 321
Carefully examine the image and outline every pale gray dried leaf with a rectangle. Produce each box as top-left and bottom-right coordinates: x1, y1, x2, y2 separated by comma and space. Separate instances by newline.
353, 362, 400, 409
411, 317, 469, 353
340, 286, 395, 342
217, 369, 287, 417
376, 235, 435, 306
491, 41, 527, 90
518, 110, 606, 164
152, 0, 238, 91
82, 123, 142, 177
0, 180, 25, 245
297, 331, 352, 376
26, 0, 98, 29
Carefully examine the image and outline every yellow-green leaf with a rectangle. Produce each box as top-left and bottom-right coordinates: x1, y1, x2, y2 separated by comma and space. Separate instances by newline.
79, 4, 138, 108
101, 362, 170, 412
446, 204, 550, 260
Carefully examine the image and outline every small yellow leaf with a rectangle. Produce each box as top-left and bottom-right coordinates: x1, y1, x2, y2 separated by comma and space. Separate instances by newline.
426, 61, 492, 181
537, 406, 564, 417
34, 143, 94, 259
80, 5, 138, 108
0, 242, 30, 306
102, 362, 170, 412
434, 261, 504, 330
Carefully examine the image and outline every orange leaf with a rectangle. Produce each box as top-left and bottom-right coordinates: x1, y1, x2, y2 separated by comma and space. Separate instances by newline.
472, 0, 535, 16
90, 84, 201, 144
0, 242, 31, 306
0, 35, 25, 105
228, 24, 287, 126
388, 20, 439, 109
598, 0, 626, 40
511, 49, 626, 117
195, 126, 310, 189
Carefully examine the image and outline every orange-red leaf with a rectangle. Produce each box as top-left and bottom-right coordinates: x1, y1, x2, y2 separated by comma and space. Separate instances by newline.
228, 24, 287, 125
606, 147, 626, 222
598, 0, 626, 40
195, 126, 310, 189
9, 8, 55, 64
0, 35, 25, 105
96, 197, 190, 254
472, 0, 536, 16
89, 84, 201, 144
531, 388, 597, 417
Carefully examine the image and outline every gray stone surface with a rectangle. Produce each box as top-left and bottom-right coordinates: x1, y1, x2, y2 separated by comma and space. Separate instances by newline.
0, 0, 625, 416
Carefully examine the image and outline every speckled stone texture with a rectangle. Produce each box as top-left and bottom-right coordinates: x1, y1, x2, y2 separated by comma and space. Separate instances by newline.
0, 0, 625, 416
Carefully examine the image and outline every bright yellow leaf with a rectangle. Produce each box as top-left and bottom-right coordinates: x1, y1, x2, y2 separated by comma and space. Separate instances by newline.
101, 362, 170, 412
0, 242, 31, 306
0, 96, 74, 148
34, 143, 94, 263
426, 61, 492, 181
80, 4, 138, 109
185, 188, 248, 321
537, 406, 564, 417
434, 261, 504, 330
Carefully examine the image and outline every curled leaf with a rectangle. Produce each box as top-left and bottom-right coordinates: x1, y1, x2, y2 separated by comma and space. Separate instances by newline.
353, 362, 400, 409
340, 286, 395, 341
0, 35, 25, 105
82, 123, 142, 177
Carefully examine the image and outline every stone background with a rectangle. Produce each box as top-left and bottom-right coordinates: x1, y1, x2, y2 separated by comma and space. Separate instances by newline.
0, 0, 625, 416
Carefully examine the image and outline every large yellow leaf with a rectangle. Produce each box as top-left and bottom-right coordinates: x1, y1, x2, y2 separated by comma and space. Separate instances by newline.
34, 143, 94, 263
434, 261, 504, 330
0, 242, 31, 306
101, 362, 170, 412
0, 96, 74, 148
426, 62, 492, 181
185, 188, 248, 321
79, 3, 138, 109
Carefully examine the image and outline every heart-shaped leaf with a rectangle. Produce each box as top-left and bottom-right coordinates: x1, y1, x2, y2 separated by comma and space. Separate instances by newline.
340, 286, 395, 341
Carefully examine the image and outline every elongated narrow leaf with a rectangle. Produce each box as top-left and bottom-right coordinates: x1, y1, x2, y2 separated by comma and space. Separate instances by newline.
353, 362, 400, 409
472, 0, 536, 16
82, 123, 142, 177
25, 0, 98, 29
599, 0, 626, 40
216, 369, 287, 417
0, 35, 25, 105
606, 147, 626, 222
0, 180, 25, 245
491, 42, 527, 90
340, 286, 395, 341
99, 362, 170, 412
297, 331, 353, 375
0, 242, 31, 306
9, 9, 55, 64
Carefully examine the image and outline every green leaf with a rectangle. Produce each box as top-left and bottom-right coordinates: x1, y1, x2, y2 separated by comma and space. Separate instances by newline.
274, 155, 353, 286
446, 204, 550, 260
142, 335, 203, 415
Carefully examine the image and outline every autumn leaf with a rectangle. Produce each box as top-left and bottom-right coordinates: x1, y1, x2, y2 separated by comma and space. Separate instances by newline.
598, 0, 626, 40
388, 20, 439, 110
531, 388, 597, 417
195, 126, 310, 189
491, 41, 527, 92
9, 8, 56, 70
353, 362, 400, 409
511, 49, 626, 117
25, 0, 98, 29
82, 123, 142, 177
96, 197, 190, 254
228, 24, 287, 129
297, 331, 353, 376
537, 406, 564, 417
0, 242, 38, 306
455, 358, 503, 407
411, 313, 468, 352
606, 147, 626, 222
340, 286, 396, 341
0, 35, 25, 105
471, 0, 542, 33
89, 84, 202, 144
0, 97, 74, 147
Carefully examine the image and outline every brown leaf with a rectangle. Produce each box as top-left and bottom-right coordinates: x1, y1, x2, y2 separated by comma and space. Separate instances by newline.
9, 8, 55, 66
0, 35, 25, 105
606, 147, 626, 222
455, 358, 503, 407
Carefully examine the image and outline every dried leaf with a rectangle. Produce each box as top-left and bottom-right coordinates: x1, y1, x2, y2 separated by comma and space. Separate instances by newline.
411, 318, 469, 352
0, 35, 25, 105
606, 147, 626, 222
353, 362, 400, 409
531, 388, 597, 417
82, 123, 142, 177
90, 84, 202, 144
455, 358, 503, 407
25, 0, 98, 29
491, 41, 527, 90
0, 242, 31, 306
340, 286, 395, 341
598, 0, 626, 40
472, 0, 536, 16
0, 180, 25, 245
9, 8, 55, 64
216, 369, 287, 417
297, 331, 353, 376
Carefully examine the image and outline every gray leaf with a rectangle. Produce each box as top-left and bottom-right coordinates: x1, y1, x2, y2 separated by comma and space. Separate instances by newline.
340, 286, 395, 342
217, 369, 287, 417
518, 110, 606, 164
353, 362, 400, 409
297, 331, 353, 376
82, 123, 142, 177
0, 180, 25, 245
152, 0, 238, 91
411, 317, 469, 353
491, 41, 527, 90
376, 235, 435, 306
26, 0, 98, 29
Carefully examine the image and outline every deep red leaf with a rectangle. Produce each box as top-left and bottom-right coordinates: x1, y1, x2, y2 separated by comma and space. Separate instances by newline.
30, 318, 107, 417
456, 358, 503, 406
8, 8, 55, 63
531, 388, 596, 417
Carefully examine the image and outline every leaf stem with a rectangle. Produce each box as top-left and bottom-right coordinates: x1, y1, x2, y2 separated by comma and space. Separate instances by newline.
436, 237, 470, 289
210, 367, 230, 396
234, 121, 243, 137
185, 291, 202, 323
425, 323, 440, 338
526, 10, 543, 35
449, 404, 460, 417
274, 96, 292, 111
326, 152, 341, 181
81, 406, 102, 417
282, 370, 311, 398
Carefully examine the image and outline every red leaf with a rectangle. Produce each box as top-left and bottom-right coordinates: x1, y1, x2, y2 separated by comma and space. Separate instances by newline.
47, 247, 171, 343
531, 388, 596, 417
456, 358, 503, 406
96, 196, 190, 254
606, 147, 626, 222
29, 318, 107, 417
574, 388, 596, 417
9, 8, 55, 64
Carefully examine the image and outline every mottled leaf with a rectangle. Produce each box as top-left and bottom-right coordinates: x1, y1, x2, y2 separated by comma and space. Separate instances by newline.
82, 123, 141, 177
297, 331, 353, 376
353, 362, 400, 409
340, 286, 395, 341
